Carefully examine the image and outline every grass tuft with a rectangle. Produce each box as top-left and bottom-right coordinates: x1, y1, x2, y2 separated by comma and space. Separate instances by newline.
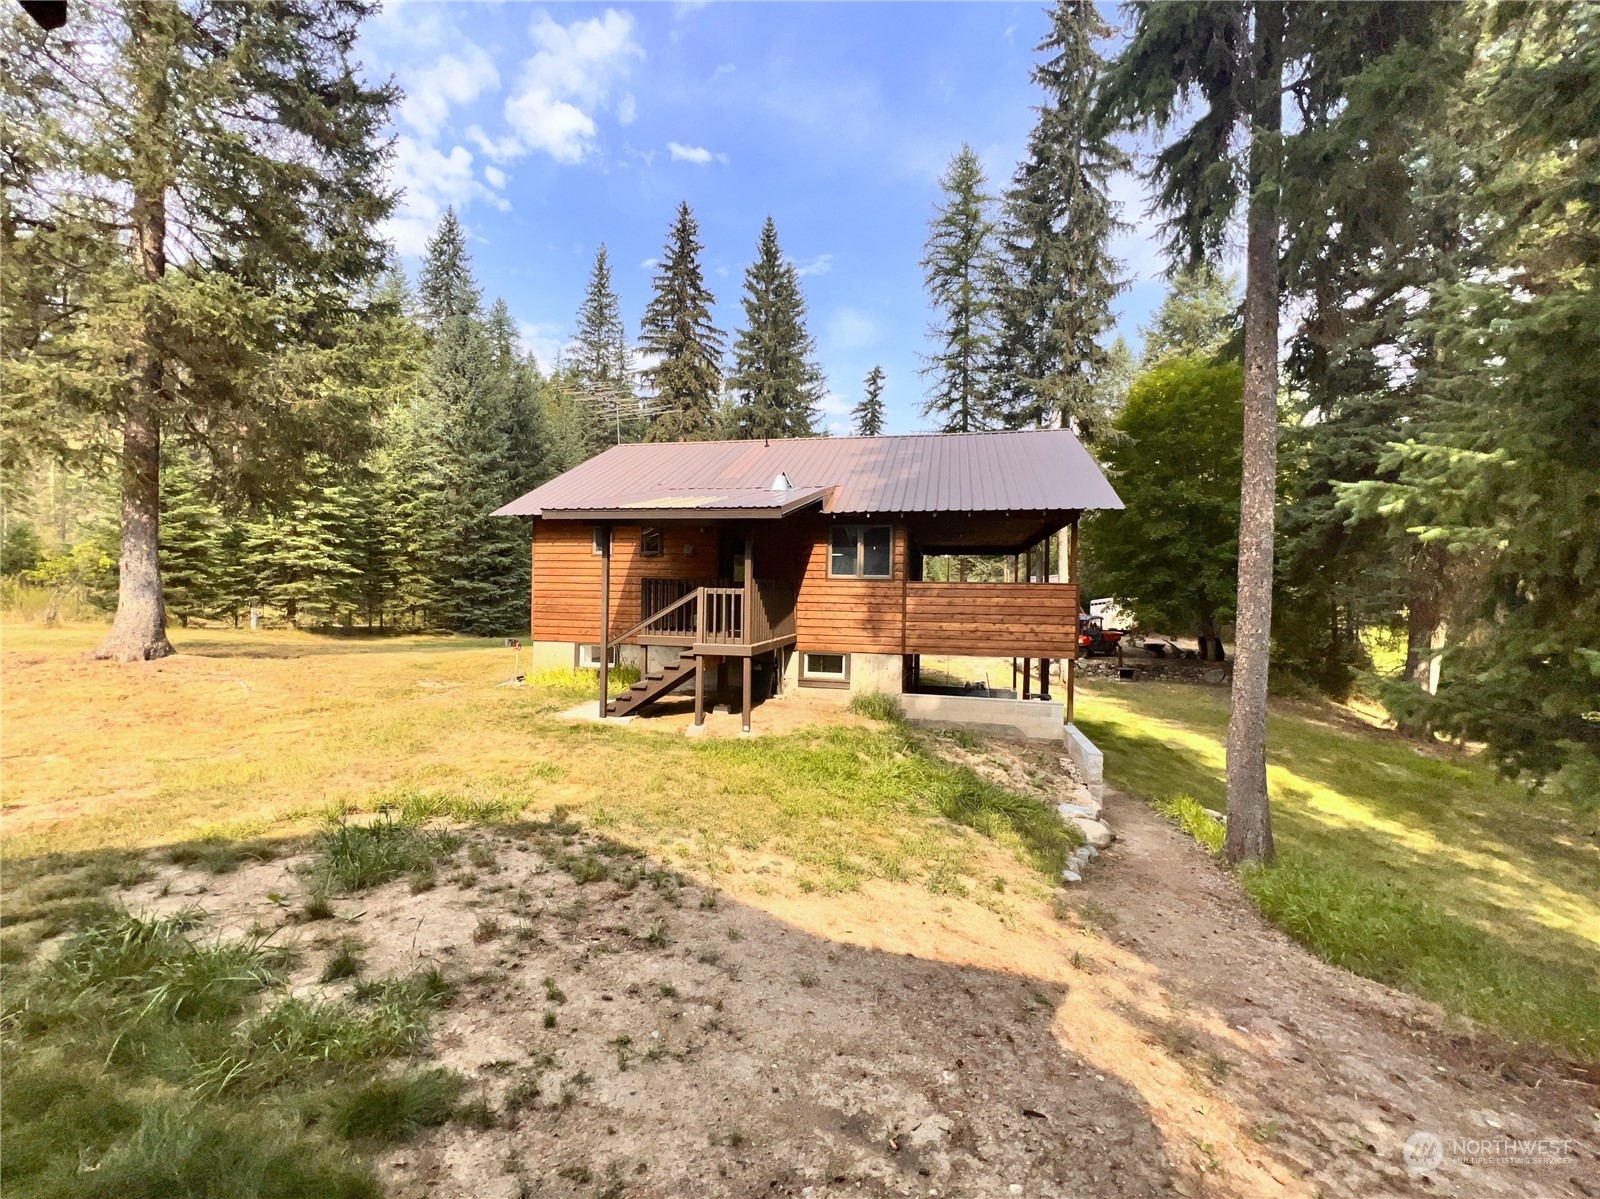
846, 690, 904, 723
1151, 793, 1226, 854
321, 1068, 466, 1143
312, 816, 461, 893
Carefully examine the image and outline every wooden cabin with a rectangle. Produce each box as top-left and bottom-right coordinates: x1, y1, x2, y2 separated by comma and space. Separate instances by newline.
494, 429, 1123, 733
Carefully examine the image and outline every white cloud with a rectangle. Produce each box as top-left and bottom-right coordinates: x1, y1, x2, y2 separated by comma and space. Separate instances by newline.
617, 93, 637, 126
712, 62, 736, 80
518, 321, 569, 374
381, 136, 505, 256
640, 257, 659, 269
793, 253, 833, 278
493, 9, 644, 164
667, 141, 726, 165
827, 307, 879, 350
400, 46, 500, 140
483, 165, 506, 189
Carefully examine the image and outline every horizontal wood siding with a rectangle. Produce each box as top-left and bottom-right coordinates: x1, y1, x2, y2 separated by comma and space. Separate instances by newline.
531, 521, 719, 642
905, 582, 1078, 658
793, 518, 907, 654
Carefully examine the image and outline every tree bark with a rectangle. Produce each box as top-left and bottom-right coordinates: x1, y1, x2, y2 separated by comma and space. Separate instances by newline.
94, 5, 174, 663
1224, 1, 1283, 866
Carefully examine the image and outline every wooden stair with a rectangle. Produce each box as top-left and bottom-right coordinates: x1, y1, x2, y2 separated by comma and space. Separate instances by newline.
606, 656, 698, 718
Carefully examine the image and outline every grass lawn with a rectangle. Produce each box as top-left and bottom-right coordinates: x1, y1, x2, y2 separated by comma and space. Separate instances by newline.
1, 624, 1085, 1196
1075, 678, 1600, 1061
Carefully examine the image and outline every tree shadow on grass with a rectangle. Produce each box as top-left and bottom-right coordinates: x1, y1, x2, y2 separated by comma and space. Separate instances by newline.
0, 821, 1192, 1198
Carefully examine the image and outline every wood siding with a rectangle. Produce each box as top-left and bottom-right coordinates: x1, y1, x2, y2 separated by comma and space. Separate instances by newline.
792, 518, 908, 654
529, 516, 1077, 658
530, 521, 719, 642
905, 581, 1078, 658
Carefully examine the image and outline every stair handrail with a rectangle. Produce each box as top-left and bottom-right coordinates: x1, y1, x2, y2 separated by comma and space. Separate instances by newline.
612, 586, 701, 645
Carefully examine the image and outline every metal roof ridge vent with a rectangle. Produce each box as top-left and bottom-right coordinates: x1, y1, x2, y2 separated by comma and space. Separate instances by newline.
771, 471, 795, 491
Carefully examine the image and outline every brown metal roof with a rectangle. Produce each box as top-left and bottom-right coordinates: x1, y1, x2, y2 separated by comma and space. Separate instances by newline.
492, 429, 1122, 518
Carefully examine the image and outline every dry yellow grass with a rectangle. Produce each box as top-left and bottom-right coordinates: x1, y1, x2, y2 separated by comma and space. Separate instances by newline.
0, 624, 1056, 903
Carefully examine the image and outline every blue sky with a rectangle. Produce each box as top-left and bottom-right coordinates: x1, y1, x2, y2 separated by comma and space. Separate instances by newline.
359, 1, 1174, 435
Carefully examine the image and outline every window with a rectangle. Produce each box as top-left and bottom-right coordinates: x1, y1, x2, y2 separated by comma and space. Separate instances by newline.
828, 524, 892, 578
591, 527, 608, 555
577, 643, 618, 669
800, 652, 849, 686
640, 527, 663, 558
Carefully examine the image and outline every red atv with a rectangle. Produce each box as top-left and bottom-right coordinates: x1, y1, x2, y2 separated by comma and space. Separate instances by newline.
1078, 614, 1125, 658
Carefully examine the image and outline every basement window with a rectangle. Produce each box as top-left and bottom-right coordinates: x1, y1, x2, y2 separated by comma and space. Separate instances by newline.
800, 652, 849, 687
828, 524, 892, 579
577, 643, 618, 669
640, 527, 663, 557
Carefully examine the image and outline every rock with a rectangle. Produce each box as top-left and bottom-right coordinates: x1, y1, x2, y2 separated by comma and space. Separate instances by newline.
1203, 668, 1227, 684
1081, 844, 1099, 860
908, 1114, 952, 1147
1072, 817, 1114, 849
1062, 869, 1083, 884
1062, 783, 1097, 808
1203, 808, 1227, 824
1058, 801, 1101, 822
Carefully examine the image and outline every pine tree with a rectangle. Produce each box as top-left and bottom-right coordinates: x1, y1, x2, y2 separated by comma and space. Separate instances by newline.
1, 0, 397, 660
641, 203, 725, 442
1101, 1, 1449, 861
570, 245, 635, 454
854, 366, 887, 436
728, 218, 824, 440
991, 1, 1127, 439
920, 146, 998, 433
158, 452, 220, 627
417, 208, 482, 333
487, 297, 551, 493
1140, 266, 1239, 367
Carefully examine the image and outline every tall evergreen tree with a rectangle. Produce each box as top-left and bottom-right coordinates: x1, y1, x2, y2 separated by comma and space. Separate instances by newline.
570, 245, 635, 454
1101, 1, 1449, 861
728, 218, 824, 440
487, 297, 551, 493
418, 208, 482, 333
854, 366, 887, 437
920, 146, 998, 432
159, 451, 221, 627
2, 0, 397, 660
641, 203, 725, 442
1140, 266, 1239, 367
991, 0, 1127, 439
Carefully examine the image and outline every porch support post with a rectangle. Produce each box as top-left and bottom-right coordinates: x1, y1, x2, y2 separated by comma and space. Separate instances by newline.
741, 655, 753, 733
597, 521, 612, 719
694, 655, 705, 726
1067, 515, 1080, 727
743, 531, 754, 645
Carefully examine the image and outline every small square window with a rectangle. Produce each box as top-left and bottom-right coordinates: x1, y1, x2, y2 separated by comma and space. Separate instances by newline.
861, 525, 892, 578
640, 527, 663, 557
800, 652, 849, 687
577, 643, 618, 669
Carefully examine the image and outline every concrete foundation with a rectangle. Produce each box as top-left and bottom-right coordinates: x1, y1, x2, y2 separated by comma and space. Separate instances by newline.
1065, 723, 1105, 797
900, 693, 1064, 741
529, 640, 642, 672
849, 653, 905, 696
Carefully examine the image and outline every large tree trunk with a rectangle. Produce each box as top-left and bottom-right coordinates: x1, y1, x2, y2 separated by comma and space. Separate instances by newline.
1224, 2, 1284, 866
1403, 544, 1447, 690
95, 6, 174, 663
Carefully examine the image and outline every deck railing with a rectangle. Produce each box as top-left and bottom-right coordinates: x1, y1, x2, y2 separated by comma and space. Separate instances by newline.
621, 578, 796, 649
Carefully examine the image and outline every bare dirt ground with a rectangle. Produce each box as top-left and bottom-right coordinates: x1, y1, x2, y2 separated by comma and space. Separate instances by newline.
116, 784, 1598, 1199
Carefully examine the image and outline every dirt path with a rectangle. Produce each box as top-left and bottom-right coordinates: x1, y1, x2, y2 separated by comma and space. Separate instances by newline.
1075, 790, 1599, 1199
109, 788, 1597, 1199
